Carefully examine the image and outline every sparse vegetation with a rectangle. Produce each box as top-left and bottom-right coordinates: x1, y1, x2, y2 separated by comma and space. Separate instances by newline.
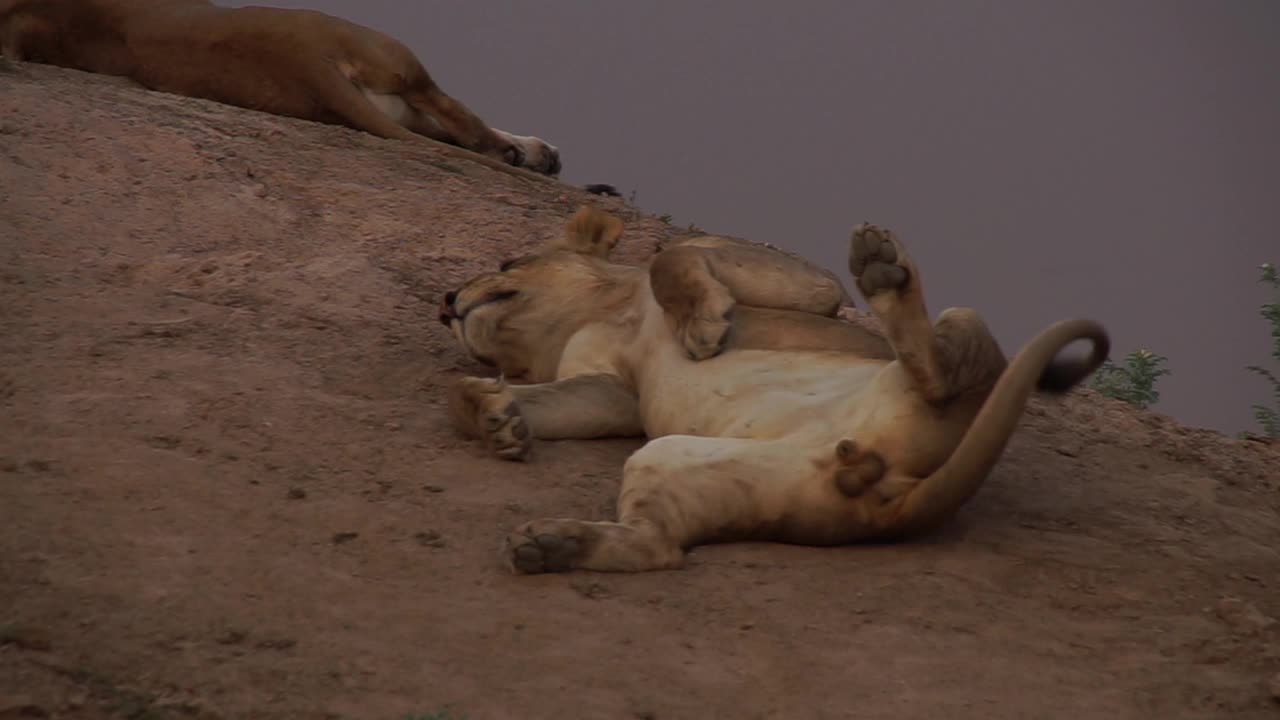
1246, 262, 1279, 438
1089, 349, 1171, 410
657, 213, 673, 224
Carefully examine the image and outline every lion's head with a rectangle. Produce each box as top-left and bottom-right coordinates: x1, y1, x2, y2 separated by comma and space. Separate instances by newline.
439, 207, 640, 382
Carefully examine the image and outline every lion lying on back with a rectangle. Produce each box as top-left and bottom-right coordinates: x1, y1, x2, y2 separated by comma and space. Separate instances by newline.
0, 0, 561, 176
440, 207, 1110, 574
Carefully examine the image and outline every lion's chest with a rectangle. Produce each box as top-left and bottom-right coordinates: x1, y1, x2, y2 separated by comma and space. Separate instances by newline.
636, 349, 885, 441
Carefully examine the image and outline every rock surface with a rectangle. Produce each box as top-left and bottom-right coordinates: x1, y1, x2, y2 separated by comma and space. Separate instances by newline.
2, 63, 1279, 719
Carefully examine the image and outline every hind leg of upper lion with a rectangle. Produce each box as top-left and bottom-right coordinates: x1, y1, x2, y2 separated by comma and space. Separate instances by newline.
503, 436, 885, 574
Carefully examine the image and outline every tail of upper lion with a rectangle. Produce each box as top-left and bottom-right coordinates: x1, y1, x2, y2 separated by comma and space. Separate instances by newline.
875, 318, 1110, 539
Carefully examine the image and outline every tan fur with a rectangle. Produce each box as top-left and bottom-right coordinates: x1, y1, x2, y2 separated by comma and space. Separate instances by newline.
0, 0, 562, 177
440, 207, 1110, 573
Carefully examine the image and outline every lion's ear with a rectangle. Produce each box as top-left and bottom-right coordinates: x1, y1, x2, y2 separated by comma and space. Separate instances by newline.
544, 205, 624, 258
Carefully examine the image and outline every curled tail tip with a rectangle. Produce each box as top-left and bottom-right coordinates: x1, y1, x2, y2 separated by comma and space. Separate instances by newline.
1035, 319, 1111, 394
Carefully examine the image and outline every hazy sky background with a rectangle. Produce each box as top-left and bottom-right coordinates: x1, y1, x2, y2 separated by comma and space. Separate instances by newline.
230, 0, 1280, 435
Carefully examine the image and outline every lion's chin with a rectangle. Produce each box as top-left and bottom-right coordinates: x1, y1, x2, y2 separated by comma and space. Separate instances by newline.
449, 321, 485, 364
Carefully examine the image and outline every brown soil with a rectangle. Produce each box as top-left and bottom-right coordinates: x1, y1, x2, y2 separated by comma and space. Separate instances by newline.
2, 63, 1279, 720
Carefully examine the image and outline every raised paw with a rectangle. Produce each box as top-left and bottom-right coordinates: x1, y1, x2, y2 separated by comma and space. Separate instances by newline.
849, 223, 912, 300
503, 519, 594, 574
832, 438, 887, 497
448, 376, 532, 461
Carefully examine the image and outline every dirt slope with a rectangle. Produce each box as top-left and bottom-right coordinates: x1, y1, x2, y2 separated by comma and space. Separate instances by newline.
2, 63, 1279, 720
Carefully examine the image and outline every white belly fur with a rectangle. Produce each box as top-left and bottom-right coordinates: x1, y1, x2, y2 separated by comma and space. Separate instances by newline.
637, 339, 901, 443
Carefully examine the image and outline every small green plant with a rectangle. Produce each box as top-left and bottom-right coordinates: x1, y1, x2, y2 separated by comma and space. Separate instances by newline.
656, 213, 673, 224
1089, 348, 1171, 410
1246, 262, 1279, 438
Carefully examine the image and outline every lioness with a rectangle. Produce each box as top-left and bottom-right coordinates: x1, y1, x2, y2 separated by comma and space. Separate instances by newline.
441, 207, 1110, 573
0, 0, 561, 176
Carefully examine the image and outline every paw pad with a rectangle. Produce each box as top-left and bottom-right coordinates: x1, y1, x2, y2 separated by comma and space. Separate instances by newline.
452, 377, 532, 461
506, 528, 582, 574
849, 223, 910, 297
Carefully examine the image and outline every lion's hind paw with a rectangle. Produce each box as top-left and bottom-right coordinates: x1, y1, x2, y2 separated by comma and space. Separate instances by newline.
849, 223, 912, 299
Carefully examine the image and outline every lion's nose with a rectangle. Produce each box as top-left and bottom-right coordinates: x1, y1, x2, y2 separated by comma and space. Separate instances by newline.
438, 291, 458, 326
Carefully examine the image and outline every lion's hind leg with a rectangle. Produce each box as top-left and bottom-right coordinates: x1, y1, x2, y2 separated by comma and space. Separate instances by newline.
503, 436, 848, 573
847, 224, 1005, 404
308, 61, 426, 142
321, 52, 526, 168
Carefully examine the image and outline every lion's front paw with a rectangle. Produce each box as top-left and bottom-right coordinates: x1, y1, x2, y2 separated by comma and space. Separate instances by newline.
503, 519, 591, 574
448, 377, 532, 461
677, 288, 735, 361
849, 223, 912, 300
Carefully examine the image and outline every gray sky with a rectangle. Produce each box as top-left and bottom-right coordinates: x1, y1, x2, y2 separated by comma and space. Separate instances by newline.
231, 0, 1280, 435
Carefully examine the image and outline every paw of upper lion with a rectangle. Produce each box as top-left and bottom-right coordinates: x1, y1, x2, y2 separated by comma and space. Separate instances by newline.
520, 137, 561, 176
849, 223, 911, 298
498, 140, 527, 169
449, 376, 532, 461
493, 130, 561, 175
503, 520, 585, 574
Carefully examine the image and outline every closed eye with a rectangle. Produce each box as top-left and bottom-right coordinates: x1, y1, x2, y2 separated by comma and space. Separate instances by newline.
499, 254, 536, 272
458, 290, 520, 320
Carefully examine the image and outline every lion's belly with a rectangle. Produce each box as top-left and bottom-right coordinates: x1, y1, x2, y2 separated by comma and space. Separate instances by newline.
636, 349, 888, 441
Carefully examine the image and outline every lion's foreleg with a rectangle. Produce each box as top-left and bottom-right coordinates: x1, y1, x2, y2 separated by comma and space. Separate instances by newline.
648, 246, 737, 361
448, 373, 642, 461
650, 242, 852, 361
510, 373, 643, 439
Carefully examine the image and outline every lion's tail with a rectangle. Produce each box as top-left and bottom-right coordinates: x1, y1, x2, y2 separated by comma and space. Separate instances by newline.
878, 318, 1110, 539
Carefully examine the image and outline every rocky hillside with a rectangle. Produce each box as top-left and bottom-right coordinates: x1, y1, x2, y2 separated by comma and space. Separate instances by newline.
2, 63, 1278, 720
